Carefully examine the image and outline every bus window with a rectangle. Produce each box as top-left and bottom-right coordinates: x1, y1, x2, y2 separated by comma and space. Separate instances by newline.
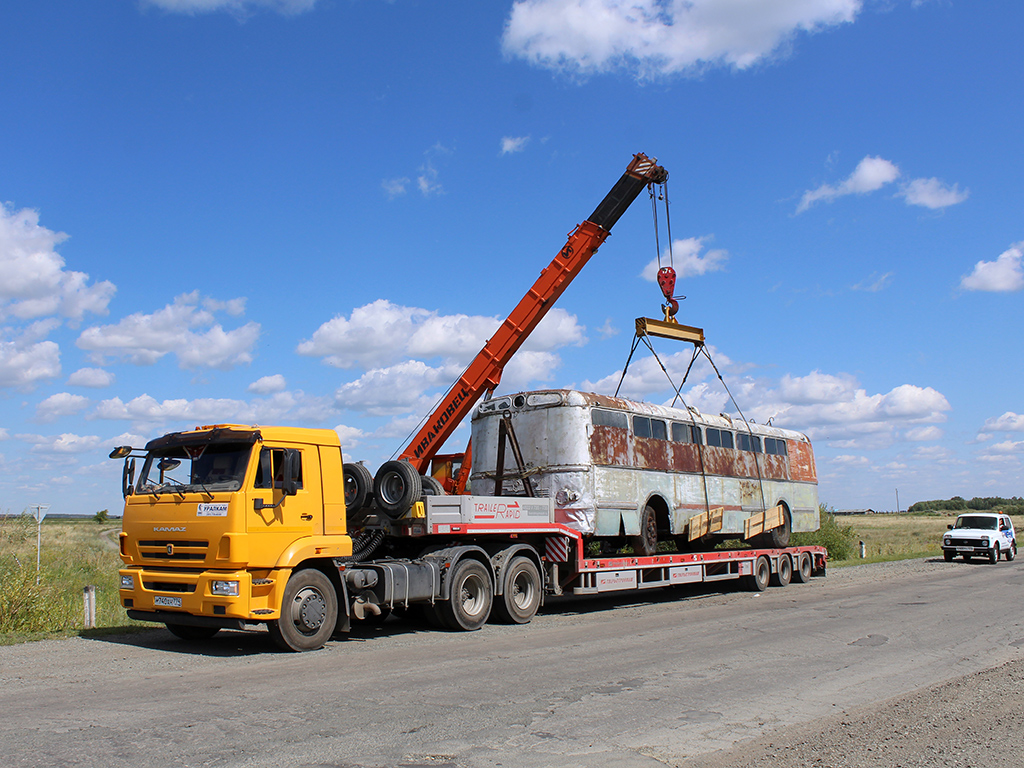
764, 437, 789, 456
707, 429, 734, 449
593, 409, 628, 429
651, 419, 667, 440
737, 434, 762, 453
633, 416, 652, 439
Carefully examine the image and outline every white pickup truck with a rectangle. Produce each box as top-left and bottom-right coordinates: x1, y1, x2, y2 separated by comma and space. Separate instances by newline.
942, 512, 1017, 563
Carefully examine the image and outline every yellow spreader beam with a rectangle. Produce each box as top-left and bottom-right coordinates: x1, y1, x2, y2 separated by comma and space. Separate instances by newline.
634, 317, 705, 345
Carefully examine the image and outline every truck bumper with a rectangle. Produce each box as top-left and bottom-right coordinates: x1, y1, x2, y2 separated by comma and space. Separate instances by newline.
119, 566, 284, 622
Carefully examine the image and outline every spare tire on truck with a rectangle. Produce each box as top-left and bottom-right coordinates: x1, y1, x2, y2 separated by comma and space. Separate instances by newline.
373, 460, 422, 519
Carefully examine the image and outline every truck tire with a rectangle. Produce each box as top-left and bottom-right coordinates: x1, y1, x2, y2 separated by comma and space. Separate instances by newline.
421, 475, 445, 496
493, 556, 542, 624
771, 554, 792, 587
1006, 544, 1016, 562
439, 559, 492, 631
793, 553, 813, 583
746, 556, 770, 592
631, 504, 658, 557
165, 624, 219, 641
989, 545, 999, 565
269, 569, 338, 652
343, 462, 373, 515
374, 460, 422, 519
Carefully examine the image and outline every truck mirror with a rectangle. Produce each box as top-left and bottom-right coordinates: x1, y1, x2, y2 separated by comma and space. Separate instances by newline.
281, 449, 300, 496
110, 446, 133, 459
158, 458, 181, 472
122, 458, 135, 498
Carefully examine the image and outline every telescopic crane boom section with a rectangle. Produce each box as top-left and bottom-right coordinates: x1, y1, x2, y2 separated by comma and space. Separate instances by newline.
399, 153, 668, 474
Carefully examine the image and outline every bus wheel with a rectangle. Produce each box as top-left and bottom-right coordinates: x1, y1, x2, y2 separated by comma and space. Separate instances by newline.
269, 569, 338, 652
793, 553, 813, 583
439, 559, 493, 631
631, 505, 658, 557
746, 556, 770, 592
493, 556, 542, 624
771, 554, 792, 587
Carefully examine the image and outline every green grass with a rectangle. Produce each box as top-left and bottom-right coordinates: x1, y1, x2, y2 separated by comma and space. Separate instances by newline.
0, 515, 145, 643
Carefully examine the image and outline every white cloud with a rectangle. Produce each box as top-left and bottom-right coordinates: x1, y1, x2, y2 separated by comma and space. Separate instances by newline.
36, 393, 90, 423
248, 374, 287, 394
0, 203, 115, 322
142, 0, 316, 14
641, 236, 728, 283
0, 340, 61, 389
982, 412, 1024, 433
985, 440, 1024, 455
382, 178, 410, 198
25, 433, 103, 455
501, 136, 530, 154
77, 291, 260, 369
797, 156, 900, 213
334, 360, 463, 417
899, 177, 969, 209
960, 243, 1024, 293
67, 367, 114, 388
851, 272, 892, 292
333, 424, 366, 450
778, 370, 857, 405
299, 300, 585, 370
93, 391, 335, 429
904, 425, 943, 441
502, 0, 862, 78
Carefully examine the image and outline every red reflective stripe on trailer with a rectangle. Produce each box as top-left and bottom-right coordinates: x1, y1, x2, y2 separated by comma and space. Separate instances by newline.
545, 536, 570, 562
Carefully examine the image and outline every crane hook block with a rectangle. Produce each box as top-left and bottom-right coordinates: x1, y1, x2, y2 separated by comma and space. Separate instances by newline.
657, 266, 676, 300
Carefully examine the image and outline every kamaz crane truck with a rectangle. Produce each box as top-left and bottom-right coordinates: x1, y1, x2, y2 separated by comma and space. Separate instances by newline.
111, 154, 825, 651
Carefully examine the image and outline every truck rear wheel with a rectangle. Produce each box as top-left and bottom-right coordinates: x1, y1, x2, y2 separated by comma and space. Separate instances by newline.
493, 556, 541, 624
439, 559, 492, 631
343, 462, 373, 515
746, 556, 770, 592
269, 569, 338, 652
165, 624, 220, 641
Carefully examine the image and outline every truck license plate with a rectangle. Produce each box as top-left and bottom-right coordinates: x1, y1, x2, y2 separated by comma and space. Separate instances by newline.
154, 595, 182, 607
956, 547, 972, 552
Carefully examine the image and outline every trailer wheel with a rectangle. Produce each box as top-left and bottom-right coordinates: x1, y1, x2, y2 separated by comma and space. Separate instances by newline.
631, 505, 659, 557
165, 624, 220, 641
771, 554, 792, 587
439, 559, 492, 631
268, 569, 338, 652
493, 556, 541, 624
793, 553, 813, 582
343, 462, 373, 515
746, 556, 770, 592
373, 460, 422, 519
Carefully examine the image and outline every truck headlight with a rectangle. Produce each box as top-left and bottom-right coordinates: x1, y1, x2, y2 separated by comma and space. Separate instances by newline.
120, 574, 135, 590
211, 580, 240, 596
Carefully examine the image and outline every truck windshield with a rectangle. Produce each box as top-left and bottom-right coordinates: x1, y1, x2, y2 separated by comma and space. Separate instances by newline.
954, 516, 997, 530
136, 442, 252, 496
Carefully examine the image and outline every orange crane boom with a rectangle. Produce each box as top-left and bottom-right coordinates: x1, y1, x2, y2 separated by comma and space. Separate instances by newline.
398, 153, 668, 475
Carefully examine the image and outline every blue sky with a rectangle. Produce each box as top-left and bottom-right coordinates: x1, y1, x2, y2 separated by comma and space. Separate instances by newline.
1, 0, 1021, 516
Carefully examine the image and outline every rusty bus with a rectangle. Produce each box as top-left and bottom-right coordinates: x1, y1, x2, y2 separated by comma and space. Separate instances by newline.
471, 389, 819, 556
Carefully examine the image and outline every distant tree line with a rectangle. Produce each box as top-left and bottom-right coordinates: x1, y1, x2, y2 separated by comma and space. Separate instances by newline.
909, 496, 1024, 514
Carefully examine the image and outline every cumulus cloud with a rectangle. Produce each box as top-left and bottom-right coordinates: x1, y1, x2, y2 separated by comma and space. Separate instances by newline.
501, 136, 530, 154
333, 424, 366, 451
76, 291, 260, 369
982, 412, 1024, 433
23, 432, 103, 454
299, 300, 585, 370
641, 236, 728, 283
67, 367, 114, 388
142, 0, 316, 14
36, 393, 90, 423
0, 339, 61, 389
502, 0, 862, 78
899, 177, 969, 209
797, 156, 900, 213
334, 360, 464, 417
904, 425, 943, 441
248, 374, 287, 394
960, 243, 1024, 293
0, 203, 115, 322
93, 391, 334, 430
382, 178, 410, 198
851, 272, 893, 292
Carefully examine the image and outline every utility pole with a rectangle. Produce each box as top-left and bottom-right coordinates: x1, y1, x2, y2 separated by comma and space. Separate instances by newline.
31, 504, 49, 585
895, 488, 901, 515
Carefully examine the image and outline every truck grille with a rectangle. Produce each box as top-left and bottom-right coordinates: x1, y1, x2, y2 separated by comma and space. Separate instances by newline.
949, 538, 985, 548
137, 540, 209, 562
143, 581, 197, 593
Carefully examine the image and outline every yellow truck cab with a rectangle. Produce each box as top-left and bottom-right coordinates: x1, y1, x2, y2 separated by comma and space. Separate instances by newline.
116, 424, 352, 650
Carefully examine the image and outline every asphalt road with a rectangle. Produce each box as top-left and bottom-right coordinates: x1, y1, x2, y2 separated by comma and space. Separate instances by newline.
2, 556, 1022, 768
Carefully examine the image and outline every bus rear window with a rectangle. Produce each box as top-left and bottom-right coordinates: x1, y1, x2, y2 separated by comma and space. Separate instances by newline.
764, 437, 789, 456
592, 409, 628, 429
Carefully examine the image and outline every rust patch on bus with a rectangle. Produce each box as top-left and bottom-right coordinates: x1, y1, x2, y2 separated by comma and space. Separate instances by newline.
669, 443, 703, 473
590, 426, 629, 466
634, 437, 670, 471
788, 440, 817, 483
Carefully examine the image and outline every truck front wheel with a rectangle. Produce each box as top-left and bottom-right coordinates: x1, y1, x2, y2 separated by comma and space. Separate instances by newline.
439, 559, 493, 631
269, 569, 338, 652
